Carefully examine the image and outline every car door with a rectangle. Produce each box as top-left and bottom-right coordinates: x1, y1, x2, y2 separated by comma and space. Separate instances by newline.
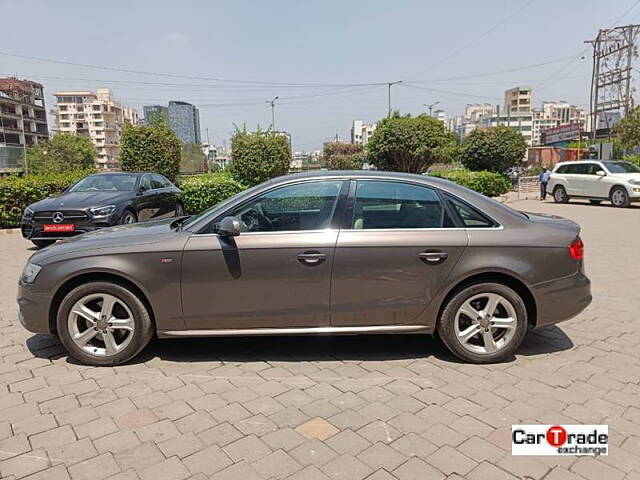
134, 174, 156, 221
181, 179, 346, 330
150, 174, 172, 218
330, 180, 468, 327
564, 163, 588, 196
588, 162, 610, 198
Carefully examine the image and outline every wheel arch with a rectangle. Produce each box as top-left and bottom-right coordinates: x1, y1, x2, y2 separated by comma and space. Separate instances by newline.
436, 271, 537, 328
49, 272, 156, 334
608, 184, 629, 197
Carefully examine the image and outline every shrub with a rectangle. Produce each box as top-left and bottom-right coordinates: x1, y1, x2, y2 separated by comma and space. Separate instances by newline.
460, 126, 527, 173
624, 153, 640, 167
430, 169, 511, 197
120, 121, 182, 181
229, 127, 291, 186
177, 172, 246, 215
0, 169, 94, 228
27, 133, 97, 174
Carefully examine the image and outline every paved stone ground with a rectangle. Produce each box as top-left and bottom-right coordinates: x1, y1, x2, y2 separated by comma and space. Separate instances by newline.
0, 198, 638, 480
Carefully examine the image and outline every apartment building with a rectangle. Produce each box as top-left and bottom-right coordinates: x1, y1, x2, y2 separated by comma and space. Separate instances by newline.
351, 120, 376, 145
52, 88, 139, 169
448, 103, 496, 139
504, 86, 532, 113
0, 77, 49, 171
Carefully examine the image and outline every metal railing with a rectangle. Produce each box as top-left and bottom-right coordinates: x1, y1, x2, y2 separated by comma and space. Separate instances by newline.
517, 175, 540, 200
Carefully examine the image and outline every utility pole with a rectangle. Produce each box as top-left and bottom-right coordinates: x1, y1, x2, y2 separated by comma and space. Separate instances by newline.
387, 81, 402, 117
266, 96, 279, 132
423, 101, 440, 117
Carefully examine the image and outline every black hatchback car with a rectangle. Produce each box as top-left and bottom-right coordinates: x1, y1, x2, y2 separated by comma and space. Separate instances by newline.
22, 172, 183, 248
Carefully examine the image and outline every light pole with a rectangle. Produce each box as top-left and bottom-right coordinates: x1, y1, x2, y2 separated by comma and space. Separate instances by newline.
387, 81, 402, 117
423, 101, 440, 117
266, 96, 279, 132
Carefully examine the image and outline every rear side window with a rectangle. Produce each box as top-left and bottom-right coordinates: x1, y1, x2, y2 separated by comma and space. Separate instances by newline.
444, 193, 497, 228
352, 181, 454, 229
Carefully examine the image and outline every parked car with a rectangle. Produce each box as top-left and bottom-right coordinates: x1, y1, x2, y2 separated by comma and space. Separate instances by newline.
21, 172, 184, 248
18, 171, 591, 366
548, 160, 640, 207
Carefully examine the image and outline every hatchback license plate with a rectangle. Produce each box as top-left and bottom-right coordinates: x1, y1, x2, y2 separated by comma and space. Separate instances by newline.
43, 224, 75, 233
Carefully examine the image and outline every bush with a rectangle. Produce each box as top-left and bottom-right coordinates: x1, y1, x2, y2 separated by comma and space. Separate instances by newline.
177, 172, 246, 215
0, 169, 94, 228
230, 127, 291, 186
27, 133, 96, 174
120, 122, 182, 182
430, 169, 511, 197
624, 153, 640, 167
460, 126, 527, 173
322, 141, 365, 170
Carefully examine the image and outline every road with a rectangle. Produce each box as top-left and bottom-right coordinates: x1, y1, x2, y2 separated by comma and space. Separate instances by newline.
0, 198, 638, 480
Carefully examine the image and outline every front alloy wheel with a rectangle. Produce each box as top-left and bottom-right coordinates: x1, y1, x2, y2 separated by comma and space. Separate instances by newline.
610, 187, 630, 208
553, 186, 568, 204
438, 282, 527, 363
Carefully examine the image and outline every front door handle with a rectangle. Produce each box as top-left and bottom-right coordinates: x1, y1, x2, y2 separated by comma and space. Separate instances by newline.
419, 251, 448, 264
297, 251, 327, 266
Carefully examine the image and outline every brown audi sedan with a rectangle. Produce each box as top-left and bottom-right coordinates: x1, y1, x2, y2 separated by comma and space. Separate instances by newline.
18, 171, 591, 366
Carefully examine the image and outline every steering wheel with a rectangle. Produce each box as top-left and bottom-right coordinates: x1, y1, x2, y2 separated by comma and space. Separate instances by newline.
240, 203, 273, 231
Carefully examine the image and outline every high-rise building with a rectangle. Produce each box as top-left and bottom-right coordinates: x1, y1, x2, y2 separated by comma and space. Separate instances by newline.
52, 88, 139, 169
0, 77, 49, 171
504, 86, 532, 113
142, 105, 168, 125
168, 101, 201, 144
351, 120, 376, 145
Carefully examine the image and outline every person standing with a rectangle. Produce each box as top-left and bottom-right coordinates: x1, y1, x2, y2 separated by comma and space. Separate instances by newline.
538, 167, 551, 200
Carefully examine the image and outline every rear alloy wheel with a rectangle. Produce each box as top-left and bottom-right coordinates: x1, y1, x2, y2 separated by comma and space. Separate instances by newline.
119, 210, 138, 225
553, 186, 569, 204
610, 187, 630, 208
438, 282, 528, 363
57, 282, 154, 366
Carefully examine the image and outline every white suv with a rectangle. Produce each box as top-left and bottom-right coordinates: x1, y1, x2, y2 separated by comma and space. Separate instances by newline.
548, 160, 640, 207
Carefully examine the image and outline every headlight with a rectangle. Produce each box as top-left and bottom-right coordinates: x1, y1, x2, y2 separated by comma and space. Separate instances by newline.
628, 179, 640, 186
89, 205, 116, 217
20, 262, 42, 284
23, 207, 34, 218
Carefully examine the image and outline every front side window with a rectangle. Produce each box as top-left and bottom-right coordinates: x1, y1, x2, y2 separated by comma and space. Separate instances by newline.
228, 181, 343, 232
352, 181, 450, 229
140, 175, 152, 191
151, 174, 165, 189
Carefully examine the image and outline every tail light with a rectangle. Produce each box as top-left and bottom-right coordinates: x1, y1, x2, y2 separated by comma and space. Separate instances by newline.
568, 237, 584, 260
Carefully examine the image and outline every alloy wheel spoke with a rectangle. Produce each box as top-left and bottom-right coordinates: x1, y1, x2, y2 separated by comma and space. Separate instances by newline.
483, 294, 501, 318
72, 304, 99, 324
491, 317, 516, 330
109, 317, 134, 332
458, 324, 481, 344
74, 327, 98, 347
459, 300, 481, 321
100, 296, 117, 320
102, 330, 119, 356
481, 329, 498, 353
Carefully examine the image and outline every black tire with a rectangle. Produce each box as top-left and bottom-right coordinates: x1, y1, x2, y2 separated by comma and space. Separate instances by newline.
31, 239, 55, 248
589, 200, 602, 205
174, 202, 184, 217
56, 281, 154, 366
610, 186, 630, 208
553, 186, 569, 204
119, 209, 138, 225
437, 282, 528, 364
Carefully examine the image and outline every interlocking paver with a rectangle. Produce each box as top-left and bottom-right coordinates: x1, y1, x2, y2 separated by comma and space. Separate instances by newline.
183, 445, 233, 476
322, 454, 373, 480
68, 452, 120, 480
393, 457, 445, 480
138, 457, 190, 480
251, 449, 302, 478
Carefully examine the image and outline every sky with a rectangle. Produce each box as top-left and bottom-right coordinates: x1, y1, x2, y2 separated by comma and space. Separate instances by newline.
1, 0, 639, 151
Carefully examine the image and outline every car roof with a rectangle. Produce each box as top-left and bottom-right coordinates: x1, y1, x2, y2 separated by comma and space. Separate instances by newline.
89, 171, 143, 176
264, 169, 454, 186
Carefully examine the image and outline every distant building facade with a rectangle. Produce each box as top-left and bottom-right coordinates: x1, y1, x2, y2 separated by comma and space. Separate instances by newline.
351, 120, 376, 146
52, 88, 139, 169
142, 105, 168, 125
168, 101, 201, 144
0, 77, 49, 171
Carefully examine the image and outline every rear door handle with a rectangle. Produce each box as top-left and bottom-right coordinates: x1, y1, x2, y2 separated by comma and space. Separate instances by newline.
297, 251, 327, 266
419, 251, 448, 264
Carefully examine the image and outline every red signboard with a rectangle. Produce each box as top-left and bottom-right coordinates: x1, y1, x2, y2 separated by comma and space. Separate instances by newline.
543, 123, 580, 145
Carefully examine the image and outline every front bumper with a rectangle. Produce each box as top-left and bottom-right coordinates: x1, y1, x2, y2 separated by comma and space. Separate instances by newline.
21, 211, 118, 241
532, 270, 592, 328
17, 282, 53, 334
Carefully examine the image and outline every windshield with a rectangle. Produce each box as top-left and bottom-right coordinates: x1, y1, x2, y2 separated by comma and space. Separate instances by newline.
602, 161, 640, 174
69, 174, 138, 192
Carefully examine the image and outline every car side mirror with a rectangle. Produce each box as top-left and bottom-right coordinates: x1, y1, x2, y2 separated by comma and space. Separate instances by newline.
596, 170, 606, 176
137, 185, 147, 195
215, 216, 241, 237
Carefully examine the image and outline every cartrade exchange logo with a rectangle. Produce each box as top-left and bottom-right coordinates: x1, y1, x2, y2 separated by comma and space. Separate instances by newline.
512, 425, 608, 456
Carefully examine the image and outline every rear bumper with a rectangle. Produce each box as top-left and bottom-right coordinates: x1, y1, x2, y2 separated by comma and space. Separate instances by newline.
532, 270, 592, 328
17, 283, 53, 334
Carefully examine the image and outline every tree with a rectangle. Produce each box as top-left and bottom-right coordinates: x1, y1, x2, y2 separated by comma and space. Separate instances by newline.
322, 141, 365, 170
119, 120, 181, 181
26, 133, 96, 174
367, 113, 457, 173
229, 126, 290, 186
460, 126, 527, 173
614, 106, 640, 150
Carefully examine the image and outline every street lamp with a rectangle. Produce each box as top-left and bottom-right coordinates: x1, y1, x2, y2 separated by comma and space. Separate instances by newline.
266, 96, 279, 132
423, 101, 440, 117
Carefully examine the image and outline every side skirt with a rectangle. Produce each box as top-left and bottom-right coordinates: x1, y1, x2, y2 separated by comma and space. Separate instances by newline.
157, 324, 431, 338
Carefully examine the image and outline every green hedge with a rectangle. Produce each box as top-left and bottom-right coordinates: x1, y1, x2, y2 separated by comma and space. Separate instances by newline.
0, 169, 94, 229
177, 173, 246, 215
430, 169, 511, 197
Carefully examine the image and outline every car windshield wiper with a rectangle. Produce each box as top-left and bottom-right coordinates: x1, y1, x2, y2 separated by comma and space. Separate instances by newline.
170, 215, 192, 230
